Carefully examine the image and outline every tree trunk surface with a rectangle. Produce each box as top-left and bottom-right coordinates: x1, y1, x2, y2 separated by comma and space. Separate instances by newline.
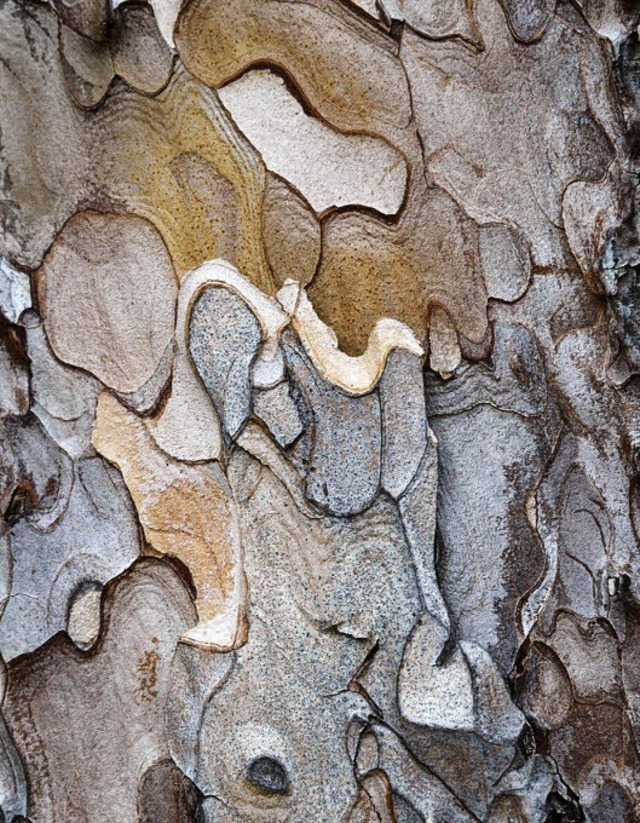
1, 0, 640, 820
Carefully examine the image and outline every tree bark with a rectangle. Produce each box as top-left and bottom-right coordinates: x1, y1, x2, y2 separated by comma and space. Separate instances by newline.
1, 0, 639, 820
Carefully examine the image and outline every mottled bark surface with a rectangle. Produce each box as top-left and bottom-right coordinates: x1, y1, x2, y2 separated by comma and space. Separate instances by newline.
1, 0, 640, 820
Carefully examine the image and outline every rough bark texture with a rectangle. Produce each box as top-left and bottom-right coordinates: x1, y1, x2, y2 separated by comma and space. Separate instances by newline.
1, 0, 640, 820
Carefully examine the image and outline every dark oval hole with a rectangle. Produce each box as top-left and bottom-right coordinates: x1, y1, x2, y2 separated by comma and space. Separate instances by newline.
246, 756, 290, 795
